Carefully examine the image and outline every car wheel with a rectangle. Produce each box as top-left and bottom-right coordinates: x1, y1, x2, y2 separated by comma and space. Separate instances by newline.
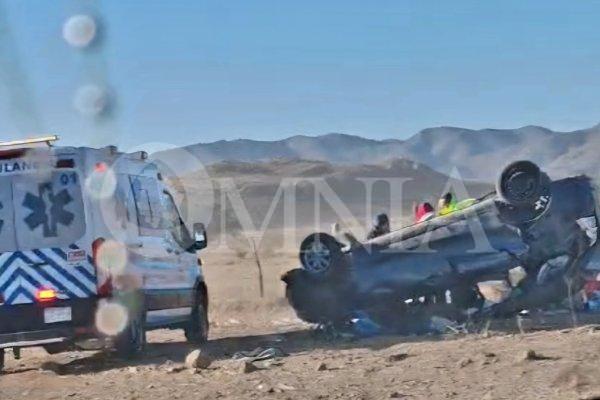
497, 160, 543, 207
0, 349, 4, 372
44, 343, 70, 355
299, 233, 344, 276
185, 291, 209, 344
115, 304, 146, 359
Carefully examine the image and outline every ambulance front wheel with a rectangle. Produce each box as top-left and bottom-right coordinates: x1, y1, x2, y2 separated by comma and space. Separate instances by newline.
115, 297, 147, 359
185, 290, 209, 344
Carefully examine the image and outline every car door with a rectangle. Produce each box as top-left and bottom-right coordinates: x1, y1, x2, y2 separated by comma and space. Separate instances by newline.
159, 190, 199, 311
127, 175, 187, 326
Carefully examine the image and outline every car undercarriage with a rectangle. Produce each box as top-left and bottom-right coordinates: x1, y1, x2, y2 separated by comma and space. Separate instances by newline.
282, 161, 600, 333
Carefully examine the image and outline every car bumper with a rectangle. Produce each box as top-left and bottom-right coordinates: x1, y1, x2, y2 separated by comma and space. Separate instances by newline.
0, 298, 97, 349
0, 328, 73, 349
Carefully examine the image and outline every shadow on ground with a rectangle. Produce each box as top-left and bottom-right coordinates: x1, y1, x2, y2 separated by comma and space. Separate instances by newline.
24, 327, 447, 376
5, 309, 597, 376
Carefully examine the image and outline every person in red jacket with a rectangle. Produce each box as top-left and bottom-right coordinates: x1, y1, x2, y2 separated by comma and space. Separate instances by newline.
414, 202, 435, 224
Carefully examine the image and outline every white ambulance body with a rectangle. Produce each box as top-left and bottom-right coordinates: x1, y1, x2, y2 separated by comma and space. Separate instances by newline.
0, 137, 209, 369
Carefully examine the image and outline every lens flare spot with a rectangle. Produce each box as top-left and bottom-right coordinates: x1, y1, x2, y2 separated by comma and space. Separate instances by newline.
74, 84, 108, 117
95, 300, 128, 336
96, 240, 128, 275
63, 15, 97, 48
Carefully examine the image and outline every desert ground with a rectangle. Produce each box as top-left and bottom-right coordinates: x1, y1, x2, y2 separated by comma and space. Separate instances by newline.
3, 241, 600, 400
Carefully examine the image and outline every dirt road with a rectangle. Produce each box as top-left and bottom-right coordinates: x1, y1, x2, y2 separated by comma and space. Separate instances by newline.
3, 320, 600, 400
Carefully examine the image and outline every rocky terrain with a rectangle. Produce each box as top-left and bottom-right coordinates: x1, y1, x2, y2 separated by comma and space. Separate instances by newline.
4, 317, 600, 399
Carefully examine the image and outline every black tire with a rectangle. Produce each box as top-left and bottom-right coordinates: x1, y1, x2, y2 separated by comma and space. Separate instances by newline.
0, 349, 4, 372
44, 343, 70, 355
115, 301, 146, 359
496, 160, 542, 207
283, 268, 355, 325
299, 233, 345, 276
185, 291, 209, 344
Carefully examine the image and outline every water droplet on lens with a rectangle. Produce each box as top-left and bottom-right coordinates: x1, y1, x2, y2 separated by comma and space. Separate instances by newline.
63, 15, 97, 48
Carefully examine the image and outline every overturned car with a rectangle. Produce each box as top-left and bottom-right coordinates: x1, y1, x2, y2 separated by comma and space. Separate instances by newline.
282, 161, 600, 330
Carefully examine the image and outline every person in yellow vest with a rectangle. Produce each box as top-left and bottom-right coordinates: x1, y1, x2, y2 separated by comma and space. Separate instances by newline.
438, 192, 477, 216
437, 192, 457, 216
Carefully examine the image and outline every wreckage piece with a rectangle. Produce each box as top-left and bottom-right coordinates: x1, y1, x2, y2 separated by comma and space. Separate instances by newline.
283, 160, 600, 328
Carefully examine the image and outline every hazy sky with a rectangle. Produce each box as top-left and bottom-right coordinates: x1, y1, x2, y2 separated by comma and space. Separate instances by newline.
0, 1, 598, 150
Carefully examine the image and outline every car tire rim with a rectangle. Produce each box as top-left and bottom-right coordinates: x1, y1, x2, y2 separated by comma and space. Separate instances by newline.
303, 241, 332, 274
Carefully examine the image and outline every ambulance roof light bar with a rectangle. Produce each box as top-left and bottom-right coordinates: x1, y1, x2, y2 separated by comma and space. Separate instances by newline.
0, 135, 59, 148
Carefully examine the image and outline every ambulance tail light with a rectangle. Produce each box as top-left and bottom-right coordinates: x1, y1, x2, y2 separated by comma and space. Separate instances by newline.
97, 277, 113, 298
92, 238, 113, 298
36, 288, 57, 303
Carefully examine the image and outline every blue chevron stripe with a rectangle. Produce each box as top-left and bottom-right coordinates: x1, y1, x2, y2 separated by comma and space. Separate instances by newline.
75, 265, 96, 284
31, 250, 95, 297
0, 254, 23, 293
0, 253, 22, 278
52, 245, 97, 285
0, 256, 79, 299
51, 247, 69, 259
15, 253, 79, 298
0, 246, 97, 305
5, 286, 36, 305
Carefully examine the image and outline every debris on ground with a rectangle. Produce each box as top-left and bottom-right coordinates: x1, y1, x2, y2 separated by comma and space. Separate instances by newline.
232, 347, 286, 362
386, 353, 409, 363
185, 349, 212, 370
477, 280, 512, 304
430, 316, 466, 334
456, 357, 473, 368
316, 362, 328, 371
348, 311, 382, 337
516, 349, 555, 362
239, 360, 259, 374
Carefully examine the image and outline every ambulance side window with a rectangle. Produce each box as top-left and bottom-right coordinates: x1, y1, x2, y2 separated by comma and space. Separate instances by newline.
0, 176, 17, 252
129, 175, 163, 237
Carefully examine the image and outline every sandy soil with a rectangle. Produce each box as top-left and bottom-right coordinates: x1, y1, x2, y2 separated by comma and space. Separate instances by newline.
3, 246, 600, 400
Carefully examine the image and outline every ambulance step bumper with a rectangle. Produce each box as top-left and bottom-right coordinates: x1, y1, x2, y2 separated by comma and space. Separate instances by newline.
0, 328, 72, 349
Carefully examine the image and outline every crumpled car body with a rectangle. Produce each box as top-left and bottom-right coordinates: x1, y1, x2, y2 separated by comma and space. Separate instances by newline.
282, 161, 599, 327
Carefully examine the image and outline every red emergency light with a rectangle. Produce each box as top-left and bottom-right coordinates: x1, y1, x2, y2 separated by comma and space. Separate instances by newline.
36, 288, 57, 302
94, 162, 108, 173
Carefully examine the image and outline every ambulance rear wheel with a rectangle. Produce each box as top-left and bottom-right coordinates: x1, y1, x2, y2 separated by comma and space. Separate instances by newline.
185, 291, 209, 344
115, 306, 146, 359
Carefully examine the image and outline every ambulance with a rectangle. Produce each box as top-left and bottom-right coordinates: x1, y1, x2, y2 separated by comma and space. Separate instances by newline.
0, 136, 210, 370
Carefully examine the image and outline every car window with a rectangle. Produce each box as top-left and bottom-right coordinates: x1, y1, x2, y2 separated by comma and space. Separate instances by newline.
161, 191, 191, 249
129, 175, 163, 237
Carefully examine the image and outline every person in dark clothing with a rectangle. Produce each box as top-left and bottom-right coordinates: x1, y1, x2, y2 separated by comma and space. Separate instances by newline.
367, 213, 390, 239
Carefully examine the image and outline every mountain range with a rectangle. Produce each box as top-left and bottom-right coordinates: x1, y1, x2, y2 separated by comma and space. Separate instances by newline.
166, 123, 600, 181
